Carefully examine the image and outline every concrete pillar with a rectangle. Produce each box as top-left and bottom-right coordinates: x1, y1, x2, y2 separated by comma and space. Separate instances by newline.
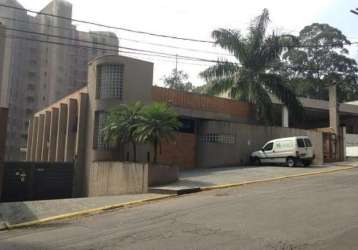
56, 103, 68, 161
30, 117, 39, 161
35, 114, 45, 161
26, 119, 33, 161
48, 108, 59, 161
282, 106, 289, 128
329, 84, 339, 134
65, 99, 78, 162
342, 126, 347, 160
41, 111, 51, 161
73, 93, 88, 197
0, 108, 8, 201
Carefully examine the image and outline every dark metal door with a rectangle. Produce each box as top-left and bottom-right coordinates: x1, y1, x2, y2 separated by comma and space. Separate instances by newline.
32, 163, 74, 200
1, 162, 74, 202
1, 164, 32, 202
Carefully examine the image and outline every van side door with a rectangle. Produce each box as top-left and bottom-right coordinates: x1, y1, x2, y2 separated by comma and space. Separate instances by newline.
296, 138, 307, 158
262, 142, 274, 164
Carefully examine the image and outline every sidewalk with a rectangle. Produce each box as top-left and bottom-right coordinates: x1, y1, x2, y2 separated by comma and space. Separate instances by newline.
150, 161, 358, 194
0, 193, 171, 230
1, 161, 356, 230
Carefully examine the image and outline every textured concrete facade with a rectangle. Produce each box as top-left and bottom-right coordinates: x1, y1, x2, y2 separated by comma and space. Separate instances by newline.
87, 162, 148, 196
0, 107, 8, 200
197, 121, 324, 167
0, 0, 119, 160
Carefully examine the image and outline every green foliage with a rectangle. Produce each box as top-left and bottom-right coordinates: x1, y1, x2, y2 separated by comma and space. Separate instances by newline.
102, 102, 143, 162
102, 102, 180, 164
135, 103, 180, 164
282, 23, 358, 102
201, 9, 303, 123
162, 69, 194, 92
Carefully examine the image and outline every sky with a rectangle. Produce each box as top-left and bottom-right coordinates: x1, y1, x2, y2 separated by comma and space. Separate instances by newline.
15, 0, 358, 86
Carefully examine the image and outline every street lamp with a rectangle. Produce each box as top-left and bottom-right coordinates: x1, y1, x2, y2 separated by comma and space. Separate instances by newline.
351, 8, 358, 15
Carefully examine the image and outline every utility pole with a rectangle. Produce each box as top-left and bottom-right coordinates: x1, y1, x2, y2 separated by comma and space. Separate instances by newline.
175, 54, 178, 86
351, 8, 358, 15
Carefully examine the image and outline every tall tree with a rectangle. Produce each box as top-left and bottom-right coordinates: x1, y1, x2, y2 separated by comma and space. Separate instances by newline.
136, 103, 180, 164
200, 9, 303, 122
102, 102, 143, 162
162, 69, 194, 92
282, 23, 358, 102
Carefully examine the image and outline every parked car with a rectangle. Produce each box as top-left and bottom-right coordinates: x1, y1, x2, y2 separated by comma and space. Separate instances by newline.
250, 136, 315, 167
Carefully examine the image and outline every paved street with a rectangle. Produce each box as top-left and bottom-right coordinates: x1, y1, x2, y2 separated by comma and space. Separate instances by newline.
151, 163, 355, 193
1, 168, 358, 250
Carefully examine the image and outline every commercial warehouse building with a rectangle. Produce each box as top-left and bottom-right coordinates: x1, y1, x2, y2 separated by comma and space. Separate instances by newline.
24, 54, 358, 197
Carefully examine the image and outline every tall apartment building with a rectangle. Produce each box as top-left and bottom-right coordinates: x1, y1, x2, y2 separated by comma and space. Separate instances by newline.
0, 0, 119, 160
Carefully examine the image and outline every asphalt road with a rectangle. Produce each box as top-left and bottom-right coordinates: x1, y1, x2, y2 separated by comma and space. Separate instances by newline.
1, 168, 358, 250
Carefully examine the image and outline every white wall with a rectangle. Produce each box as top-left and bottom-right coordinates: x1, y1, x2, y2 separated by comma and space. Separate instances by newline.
345, 134, 358, 157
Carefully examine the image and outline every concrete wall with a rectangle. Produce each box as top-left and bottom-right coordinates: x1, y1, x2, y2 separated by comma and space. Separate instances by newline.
86, 55, 153, 165
0, 107, 8, 200
87, 161, 148, 197
0, 107, 8, 162
197, 121, 324, 168
345, 133, 358, 157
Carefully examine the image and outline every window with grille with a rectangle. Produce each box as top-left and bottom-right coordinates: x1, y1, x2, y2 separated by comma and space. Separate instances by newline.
96, 64, 124, 99
94, 111, 110, 150
200, 133, 236, 144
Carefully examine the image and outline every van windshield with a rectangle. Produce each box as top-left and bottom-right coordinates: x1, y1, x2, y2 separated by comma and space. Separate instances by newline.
304, 138, 312, 147
297, 139, 305, 148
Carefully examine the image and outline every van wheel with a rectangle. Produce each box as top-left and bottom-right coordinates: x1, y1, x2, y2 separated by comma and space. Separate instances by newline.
287, 157, 296, 167
252, 157, 261, 166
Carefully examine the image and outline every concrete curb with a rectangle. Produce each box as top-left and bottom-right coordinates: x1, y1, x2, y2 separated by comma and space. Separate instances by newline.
2, 165, 356, 231
1, 195, 176, 231
200, 166, 356, 191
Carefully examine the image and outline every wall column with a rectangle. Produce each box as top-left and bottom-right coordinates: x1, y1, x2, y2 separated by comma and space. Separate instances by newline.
329, 84, 339, 134
73, 93, 88, 197
65, 99, 78, 162
41, 111, 51, 161
282, 106, 289, 128
56, 103, 68, 161
30, 117, 39, 161
26, 119, 33, 161
35, 114, 45, 161
48, 108, 59, 161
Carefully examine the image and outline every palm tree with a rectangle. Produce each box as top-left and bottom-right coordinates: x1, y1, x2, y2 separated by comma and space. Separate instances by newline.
102, 102, 143, 162
200, 9, 303, 122
135, 103, 180, 164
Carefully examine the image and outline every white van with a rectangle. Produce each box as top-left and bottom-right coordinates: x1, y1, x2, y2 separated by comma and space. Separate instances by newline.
250, 136, 315, 167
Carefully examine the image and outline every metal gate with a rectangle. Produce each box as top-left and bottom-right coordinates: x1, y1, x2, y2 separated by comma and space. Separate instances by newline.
1, 162, 74, 202
323, 132, 344, 162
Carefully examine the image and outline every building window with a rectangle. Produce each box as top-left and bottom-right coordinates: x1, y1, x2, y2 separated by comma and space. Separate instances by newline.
94, 111, 111, 150
178, 118, 195, 133
96, 64, 124, 99
200, 133, 236, 144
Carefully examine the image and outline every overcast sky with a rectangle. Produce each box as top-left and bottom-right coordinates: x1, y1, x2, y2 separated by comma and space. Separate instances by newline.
16, 0, 358, 86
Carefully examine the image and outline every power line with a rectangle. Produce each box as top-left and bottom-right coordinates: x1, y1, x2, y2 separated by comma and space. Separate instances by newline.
3, 26, 223, 63
0, 15, 233, 57
0, 3, 214, 44
2, 33, 223, 64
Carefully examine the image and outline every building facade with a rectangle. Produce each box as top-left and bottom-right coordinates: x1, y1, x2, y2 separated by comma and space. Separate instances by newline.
26, 54, 358, 197
0, 0, 119, 160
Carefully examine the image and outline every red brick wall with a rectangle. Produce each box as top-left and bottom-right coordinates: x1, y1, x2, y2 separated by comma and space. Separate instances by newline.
152, 87, 252, 119
158, 132, 196, 170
